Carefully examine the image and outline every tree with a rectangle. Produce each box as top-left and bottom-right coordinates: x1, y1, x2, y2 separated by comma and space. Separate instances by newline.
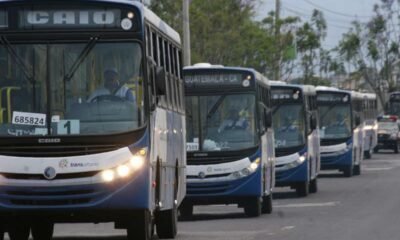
336, 0, 400, 109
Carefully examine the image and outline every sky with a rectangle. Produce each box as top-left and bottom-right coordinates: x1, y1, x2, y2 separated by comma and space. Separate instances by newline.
256, 0, 380, 50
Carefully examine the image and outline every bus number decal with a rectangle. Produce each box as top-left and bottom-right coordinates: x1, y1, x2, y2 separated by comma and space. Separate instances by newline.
187, 142, 199, 151
57, 120, 80, 135
12, 111, 46, 126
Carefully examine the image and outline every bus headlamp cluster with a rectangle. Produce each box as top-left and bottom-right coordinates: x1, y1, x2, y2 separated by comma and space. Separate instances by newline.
101, 148, 147, 182
230, 158, 260, 179
390, 133, 397, 140
286, 154, 307, 169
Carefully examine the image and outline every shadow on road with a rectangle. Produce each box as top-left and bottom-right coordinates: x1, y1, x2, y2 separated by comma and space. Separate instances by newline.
54, 238, 126, 240
179, 212, 247, 222
273, 191, 299, 199
318, 172, 344, 178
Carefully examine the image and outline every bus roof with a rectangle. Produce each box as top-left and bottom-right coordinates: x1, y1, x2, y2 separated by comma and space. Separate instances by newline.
184, 63, 270, 86
271, 81, 316, 95
362, 92, 376, 100
0, 0, 181, 44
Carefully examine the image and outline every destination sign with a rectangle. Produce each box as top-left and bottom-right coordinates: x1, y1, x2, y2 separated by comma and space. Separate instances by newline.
0, 10, 7, 28
317, 93, 349, 103
18, 8, 124, 29
184, 73, 249, 86
272, 88, 302, 102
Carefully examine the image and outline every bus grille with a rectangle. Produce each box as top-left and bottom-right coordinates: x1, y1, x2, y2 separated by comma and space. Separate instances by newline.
1, 185, 105, 207
1, 171, 99, 180
187, 182, 231, 195
0, 145, 120, 157
188, 156, 242, 165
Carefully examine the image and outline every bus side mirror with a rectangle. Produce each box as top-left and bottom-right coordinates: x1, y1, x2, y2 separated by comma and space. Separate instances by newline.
310, 115, 317, 129
265, 111, 272, 128
156, 67, 166, 95
355, 115, 361, 126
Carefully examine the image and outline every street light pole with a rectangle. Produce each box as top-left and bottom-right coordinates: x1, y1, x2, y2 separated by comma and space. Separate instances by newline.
183, 0, 191, 66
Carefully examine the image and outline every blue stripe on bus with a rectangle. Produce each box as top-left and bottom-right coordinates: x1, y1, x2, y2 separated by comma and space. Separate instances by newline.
320, 139, 353, 170
275, 147, 308, 184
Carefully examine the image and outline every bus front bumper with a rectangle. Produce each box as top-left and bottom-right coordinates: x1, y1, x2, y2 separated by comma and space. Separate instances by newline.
275, 160, 308, 187
320, 148, 352, 170
0, 169, 150, 222
184, 168, 262, 205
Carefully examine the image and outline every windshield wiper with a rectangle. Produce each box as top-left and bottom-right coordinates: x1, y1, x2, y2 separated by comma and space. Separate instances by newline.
63, 37, 98, 82
0, 36, 35, 84
206, 95, 226, 119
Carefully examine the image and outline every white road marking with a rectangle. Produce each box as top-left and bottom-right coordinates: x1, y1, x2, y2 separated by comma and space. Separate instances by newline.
275, 201, 340, 208
364, 167, 393, 171
281, 226, 295, 231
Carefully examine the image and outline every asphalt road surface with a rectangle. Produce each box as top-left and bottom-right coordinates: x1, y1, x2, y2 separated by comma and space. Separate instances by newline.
8, 151, 400, 240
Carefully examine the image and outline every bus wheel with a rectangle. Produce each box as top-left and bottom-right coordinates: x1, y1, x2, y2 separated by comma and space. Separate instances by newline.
244, 197, 262, 217
178, 202, 193, 220
31, 222, 54, 240
394, 144, 399, 153
364, 150, 371, 159
373, 147, 379, 153
343, 165, 353, 177
8, 223, 30, 240
309, 178, 318, 193
261, 194, 273, 214
156, 202, 178, 238
353, 164, 361, 176
127, 210, 152, 240
0, 224, 4, 240
296, 181, 309, 197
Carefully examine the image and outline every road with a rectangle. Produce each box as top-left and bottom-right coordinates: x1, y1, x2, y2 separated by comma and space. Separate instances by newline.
10, 151, 400, 240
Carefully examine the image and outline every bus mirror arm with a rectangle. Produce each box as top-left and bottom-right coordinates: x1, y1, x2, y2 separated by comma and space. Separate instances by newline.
156, 67, 166, 95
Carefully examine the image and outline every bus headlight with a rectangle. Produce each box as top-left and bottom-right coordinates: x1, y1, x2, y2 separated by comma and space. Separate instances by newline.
390, 133, 397, 140
101, 148, 147, 183
231, 158, 260, 179
117, 164, 130, 177
101, 170, 115, 182
298, 155, 306, 164
130, 155, 144, 169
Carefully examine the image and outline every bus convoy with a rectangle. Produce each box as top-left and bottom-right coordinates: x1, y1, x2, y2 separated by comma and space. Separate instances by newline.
0, 0, 388, 240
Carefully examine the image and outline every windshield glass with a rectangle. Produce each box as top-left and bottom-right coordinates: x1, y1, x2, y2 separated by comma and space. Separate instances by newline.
0, 42, 144, 137
378, 122, 398, 131
272, 104, 306, 148
318, 104, 352, 139
186, 94, 257, 152
390, 101, 400, 117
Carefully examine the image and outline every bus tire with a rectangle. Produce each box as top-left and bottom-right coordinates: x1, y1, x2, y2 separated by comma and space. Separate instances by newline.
394, 144, 399, 153
178, 202, 193, 220
373, 147, 378, 153
364, 150, 371, 159
0, 225, 4, 240
343, 165, 353, 177
261, 194, 273, 214
309, 178, 318, 193
31, 222, 54, 240
353, 165, 361, 176
8, 223, 30, 240
127, 210, 152, 240
244, 197, 262, 217
296, 181, 309, 197
156, 204, 178, 239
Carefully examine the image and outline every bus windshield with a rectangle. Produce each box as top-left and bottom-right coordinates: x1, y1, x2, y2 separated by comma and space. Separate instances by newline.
319, 104, 352, 139
389, 101, 400, 117
186, 93, 257, 152
0, 41, 144, 137
273, 104, 306, 148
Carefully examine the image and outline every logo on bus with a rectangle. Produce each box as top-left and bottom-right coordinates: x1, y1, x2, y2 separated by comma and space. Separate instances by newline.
59, 159, 69, 169
43, 166, 57, 180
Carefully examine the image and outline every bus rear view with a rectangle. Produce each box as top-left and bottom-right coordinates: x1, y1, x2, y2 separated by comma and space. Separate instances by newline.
182, 64, 275, 218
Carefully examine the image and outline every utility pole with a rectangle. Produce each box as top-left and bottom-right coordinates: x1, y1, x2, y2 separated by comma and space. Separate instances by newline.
183, 0, 191, 66
274, 0, 281, 80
